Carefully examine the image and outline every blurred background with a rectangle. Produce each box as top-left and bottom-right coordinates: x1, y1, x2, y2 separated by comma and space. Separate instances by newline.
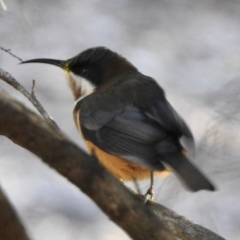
1, 0, 240, 239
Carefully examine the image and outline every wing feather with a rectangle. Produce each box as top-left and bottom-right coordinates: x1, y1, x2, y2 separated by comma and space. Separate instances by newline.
78, 75, 194, 169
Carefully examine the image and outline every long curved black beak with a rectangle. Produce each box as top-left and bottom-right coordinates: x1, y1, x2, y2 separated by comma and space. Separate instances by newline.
21, 58, 66, 69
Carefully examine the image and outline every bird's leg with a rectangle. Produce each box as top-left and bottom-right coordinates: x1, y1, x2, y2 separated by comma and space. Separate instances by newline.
132, 176, 142, 195
144, 171, 154, 203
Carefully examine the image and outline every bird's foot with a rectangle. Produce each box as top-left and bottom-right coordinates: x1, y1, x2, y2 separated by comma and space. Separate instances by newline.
144, 187, 154, 203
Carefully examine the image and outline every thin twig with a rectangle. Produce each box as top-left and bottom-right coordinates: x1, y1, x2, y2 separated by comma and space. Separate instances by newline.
0, 47, 59, 129
0, 47, 23, 62
31, 80, 36, 95
0, 68, 60, 130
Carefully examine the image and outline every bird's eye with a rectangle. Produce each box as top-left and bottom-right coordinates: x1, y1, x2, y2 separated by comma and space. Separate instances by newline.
81, 68, 89, 77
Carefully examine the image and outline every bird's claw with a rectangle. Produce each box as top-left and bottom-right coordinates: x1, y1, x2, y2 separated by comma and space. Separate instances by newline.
144, 187, 154, 203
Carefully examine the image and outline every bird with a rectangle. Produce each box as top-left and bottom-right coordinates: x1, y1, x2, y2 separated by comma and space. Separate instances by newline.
21, 46, 215, 198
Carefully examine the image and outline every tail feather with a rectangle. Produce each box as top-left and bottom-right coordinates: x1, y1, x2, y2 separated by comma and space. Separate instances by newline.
162, 153, 215, 191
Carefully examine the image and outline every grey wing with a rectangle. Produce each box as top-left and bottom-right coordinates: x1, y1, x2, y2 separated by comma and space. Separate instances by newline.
146, 99, 193, 138
145, 99, 194, 153
78, 78, 194, 170
80, 106, 167, 170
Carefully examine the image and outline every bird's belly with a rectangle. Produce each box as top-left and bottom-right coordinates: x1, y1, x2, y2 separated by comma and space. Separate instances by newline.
84, 140, 169, 181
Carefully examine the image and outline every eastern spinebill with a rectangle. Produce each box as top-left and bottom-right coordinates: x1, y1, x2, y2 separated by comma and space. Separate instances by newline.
21, 47, 215, 197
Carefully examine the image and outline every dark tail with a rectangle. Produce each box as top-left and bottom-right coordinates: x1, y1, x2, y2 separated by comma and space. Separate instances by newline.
162, 153, 215, 191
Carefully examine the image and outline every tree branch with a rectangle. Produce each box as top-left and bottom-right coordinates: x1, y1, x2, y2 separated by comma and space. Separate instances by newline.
0, 88, 175, 240
0, 68, 59, 130
147, 200, 225, 240
0, 68, 225, 240
0, 186, 31, 240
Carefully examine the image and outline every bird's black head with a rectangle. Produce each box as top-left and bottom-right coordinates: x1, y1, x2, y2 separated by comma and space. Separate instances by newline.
21, 47, 137, 100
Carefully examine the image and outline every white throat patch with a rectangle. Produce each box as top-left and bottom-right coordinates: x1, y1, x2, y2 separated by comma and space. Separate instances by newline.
67, 72, 95, 101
